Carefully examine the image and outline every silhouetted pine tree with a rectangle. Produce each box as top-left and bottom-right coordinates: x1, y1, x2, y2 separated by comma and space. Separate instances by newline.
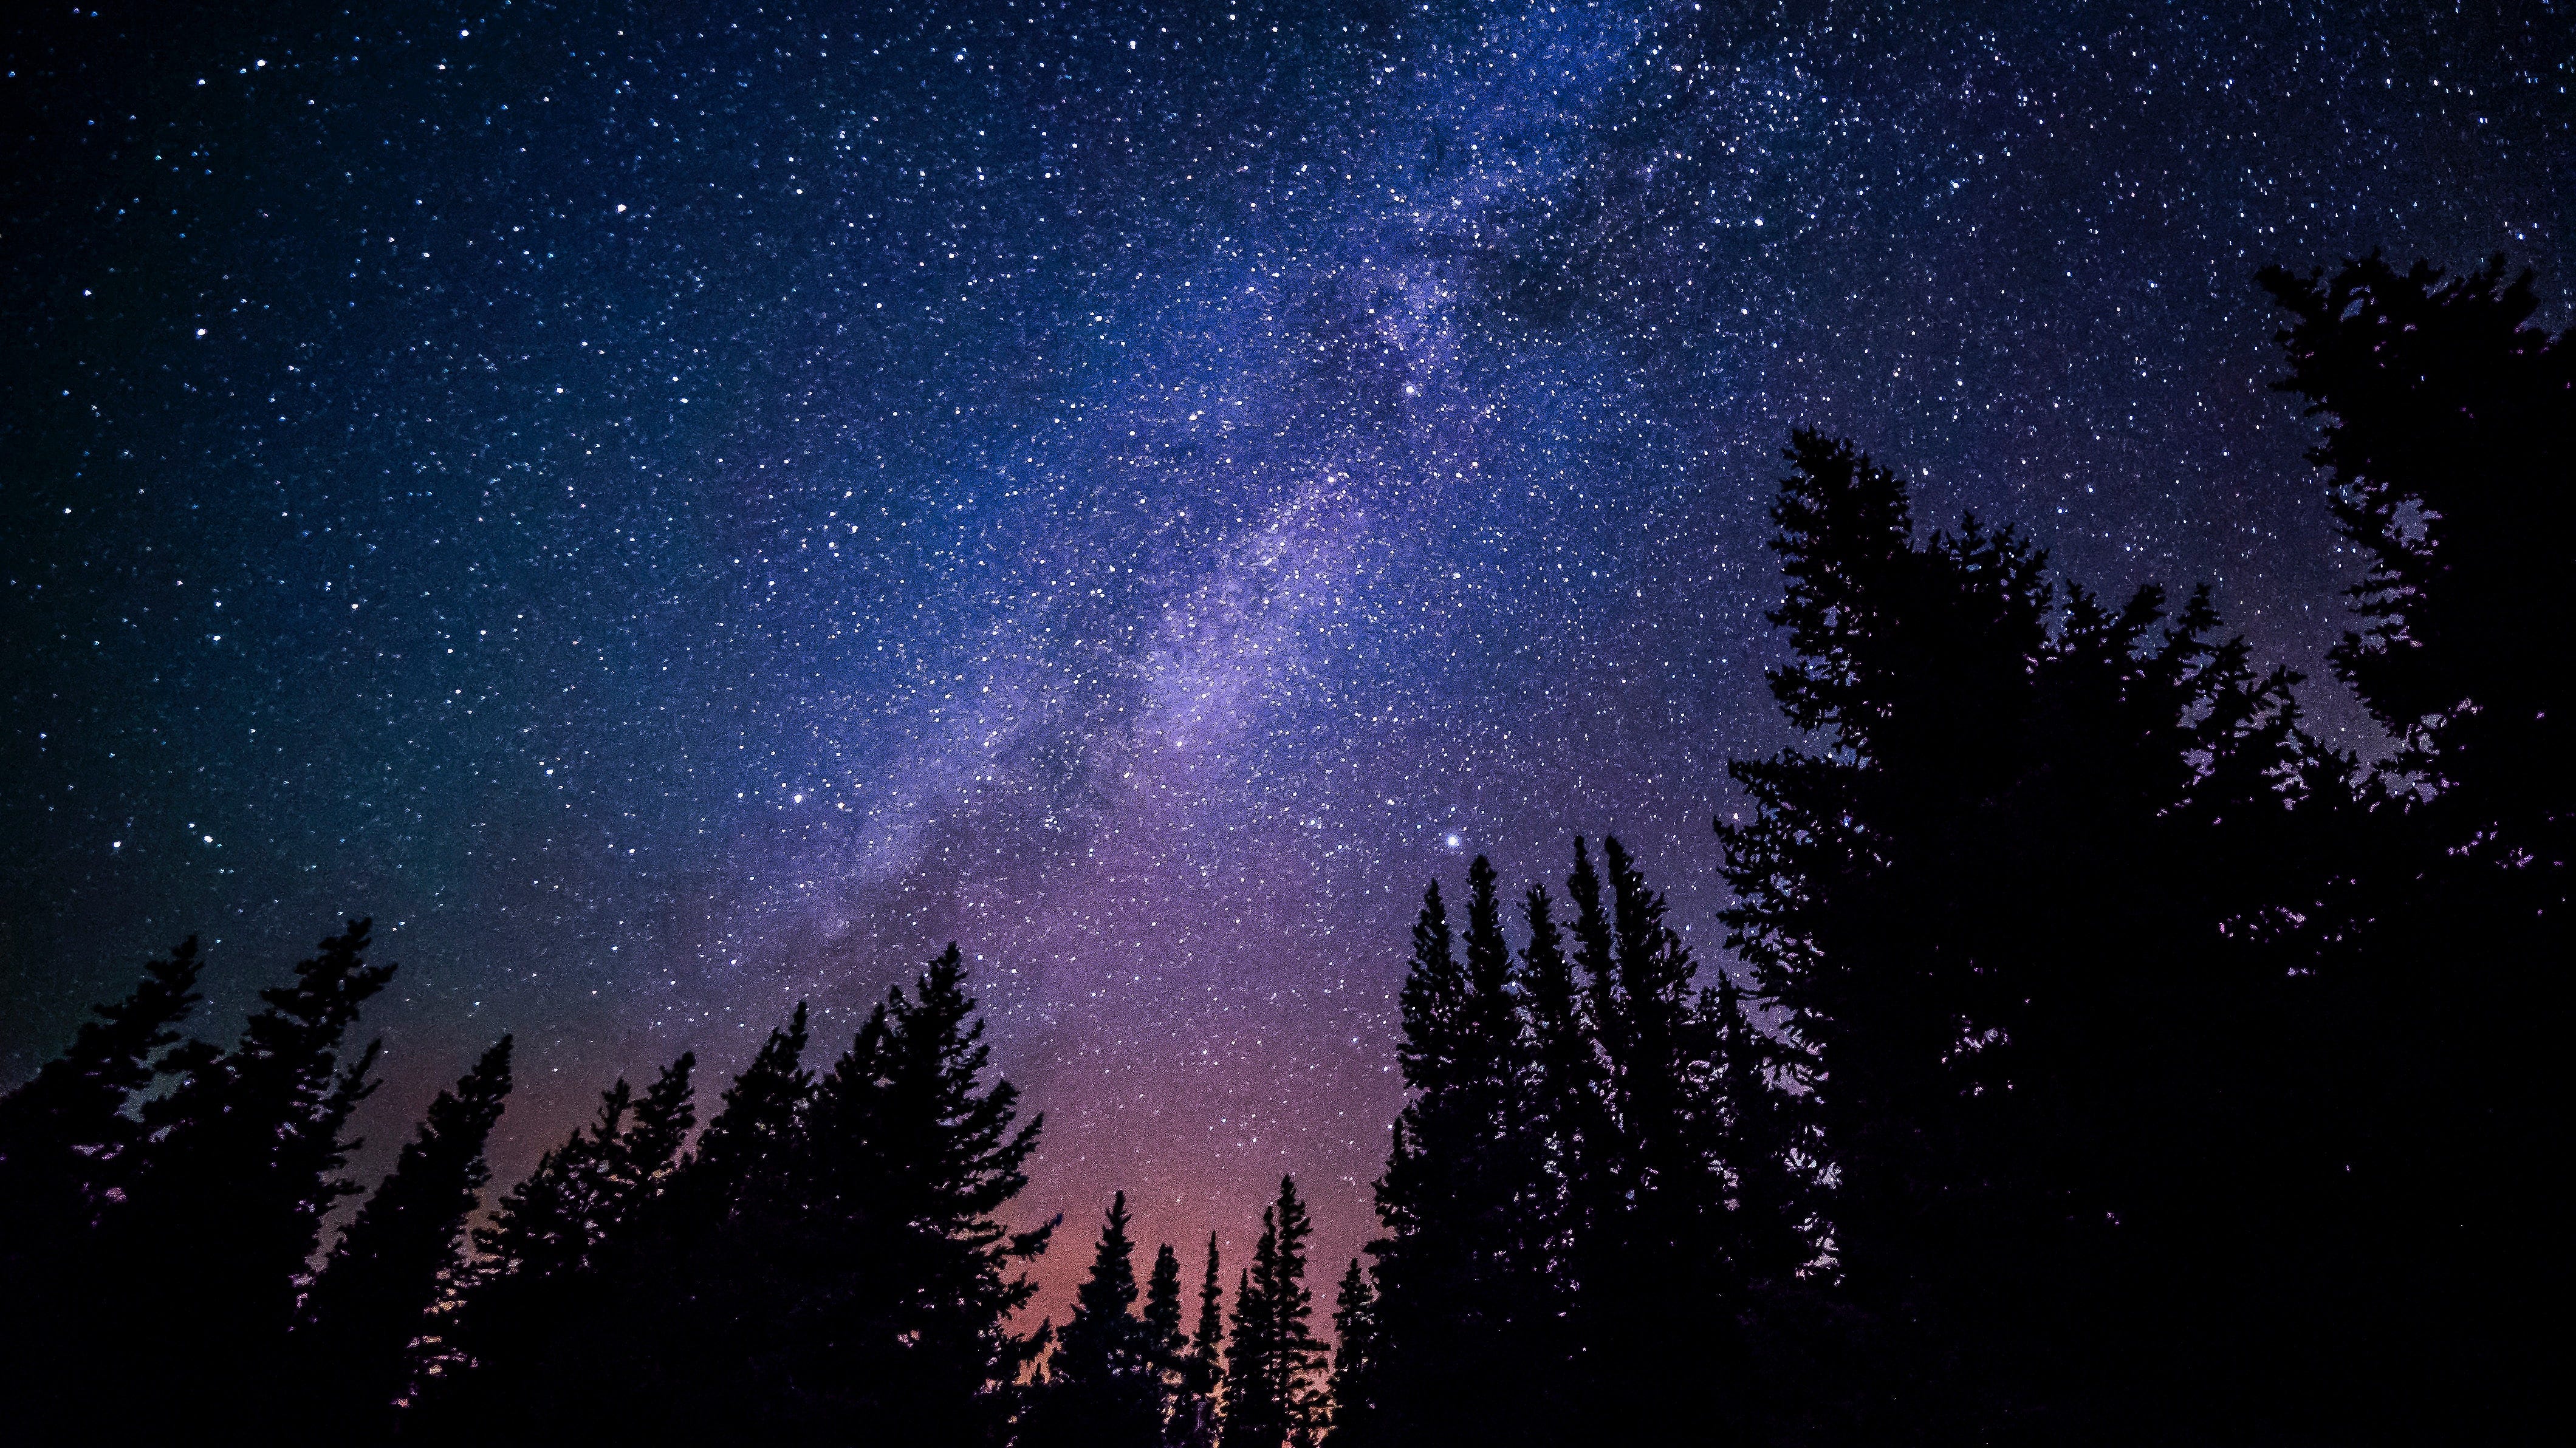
688, 999, 815, 1206
1027, 1192, 1168, 1448
1718, 431, 2326, 1441
424, 1051, 696, 1439
1706, 974, 1810, 1290
1145, 1241, 1188, 1374
1357, 838, 1818, 1446
1173, 1235, 1225, 1447
1221, 1177, 1322, 1448
2255, 253, 2570, 1441
1513, 883, 1593, 1277
1322, 1258, 1377, 1443
2259, 253, 2574, 850
111, 919, 394, 1434
0, 937, 205, 1441
730, 948, 1051, 1443
300, 1036, 515, 1437
1362, 861, 1563, 1446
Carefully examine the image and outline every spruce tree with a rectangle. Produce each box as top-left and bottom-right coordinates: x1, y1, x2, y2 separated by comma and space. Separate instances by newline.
301, 1037, 515, 1436
685, 1000, 814, 1207
0, 937, 206, 1438
1323, 1258, 1378, 1443
114, 919, 396, 1433
1174, 1235, 1225, 1448
725, 947, 1052, 1443
1145, 1239, 1189, 1443
1029, 1192, 1167, 1448
426, 1050, 696, 1438
1222, 1177, 1322, 1448
2256, 254, 2569, 1440
2258, 253, 2574, 845
1145, 1241, 1188, 1374
1718, 430, 2321, 1439
1224, 1262, 1269, 1444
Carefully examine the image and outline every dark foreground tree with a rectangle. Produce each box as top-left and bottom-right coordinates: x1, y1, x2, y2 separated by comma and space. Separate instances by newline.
421, 1049, 696, 1432
0, 937, 206, 1441
1357, 842, 1813, 1448
1025, 1191, 1171, 1448
1173, 1235, 1226, 1447
0, 923, 430, 1444
1718, 430, 2352, 1441
432, 944, 1051, 1446
2253, 253, 2571, 1440
1323, 1258, 1378, 1443
299, 1036, 515, 1435
1222, 1176, 1324, 1448
114, 920, 396, 1435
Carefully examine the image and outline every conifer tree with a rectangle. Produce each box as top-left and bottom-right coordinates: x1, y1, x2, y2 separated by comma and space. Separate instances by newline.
1145, 1238, 1190, 1443
1365, 858, 1569, 1447
2256, 254, 2569, 1441
0, 937, 206, 1438
743, 948, 1052, 1443
2258, 253, 2574, 847
1514, 883, 1593, 1263
685, 999, 813, 1206
114, 919, 396, 1432
1706, 975, 1810, 1289
1145, 1241, 1188, 1374
1225, 1263, 1267, 1440
1173, 1235, 1225, 1448
1222, 1177, 1321, 1448
1718, 430, 2320, 1438
301, 1036, 515, 1436
1029, 1192, 1167, 1448
424, 1051, 696, 1438
1323, 1258, 1378, 1443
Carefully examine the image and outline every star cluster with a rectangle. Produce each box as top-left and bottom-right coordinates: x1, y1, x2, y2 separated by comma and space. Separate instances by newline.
5, 0, 2566, 1315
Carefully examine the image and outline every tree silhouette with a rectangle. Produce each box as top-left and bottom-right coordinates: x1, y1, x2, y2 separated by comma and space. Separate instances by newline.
422, 1049, 697, 1441
1323, 1258, 1378, 1444
2256, 253, 2570, 1442
1144, 1238, 1191, 1443
2259, 253, 2574, 845
1718, 430, 2357, 1439
1027, 1191, 1170, 1448
116, 919, 394, 1434
1222, 1176, 1323, 1448
301, 1036, 515, 1436
1173, 1234, 1225, 1447
0, 937, 205, 1439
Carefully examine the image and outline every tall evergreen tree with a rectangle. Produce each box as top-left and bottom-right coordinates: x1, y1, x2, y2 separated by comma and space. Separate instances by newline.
2258, 253, 2574, 847
687, 999, 814, 1207
2256, 253, 2569, 1440
731, 948, 1052, 1443
1322, 1258, 1378, 1443
1173, 1235, 1225, 1448
1221, 1176, 1323, 1448
1514, 884, 1592, 1268
419, 1050, 695, 1441
112, 919, 396, 1433
0, 937, 206, 1439
300, 1037, 515, 1437
1144, 1238, 1190, 1444
1027, 1192, 1168, 1448
1363, 860, 1561, 1446
1145, 1241, 1188, 1373
1718, 431, 2325, 1440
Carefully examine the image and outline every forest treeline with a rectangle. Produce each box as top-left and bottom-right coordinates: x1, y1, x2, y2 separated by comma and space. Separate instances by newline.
1, 254, 2562, 1446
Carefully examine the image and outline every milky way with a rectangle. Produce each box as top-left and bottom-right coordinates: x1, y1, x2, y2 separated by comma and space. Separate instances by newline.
5, 1, 2566, 1316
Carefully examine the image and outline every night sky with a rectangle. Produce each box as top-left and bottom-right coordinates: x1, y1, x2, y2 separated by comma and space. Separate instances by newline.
5, 1, 2567, 1318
